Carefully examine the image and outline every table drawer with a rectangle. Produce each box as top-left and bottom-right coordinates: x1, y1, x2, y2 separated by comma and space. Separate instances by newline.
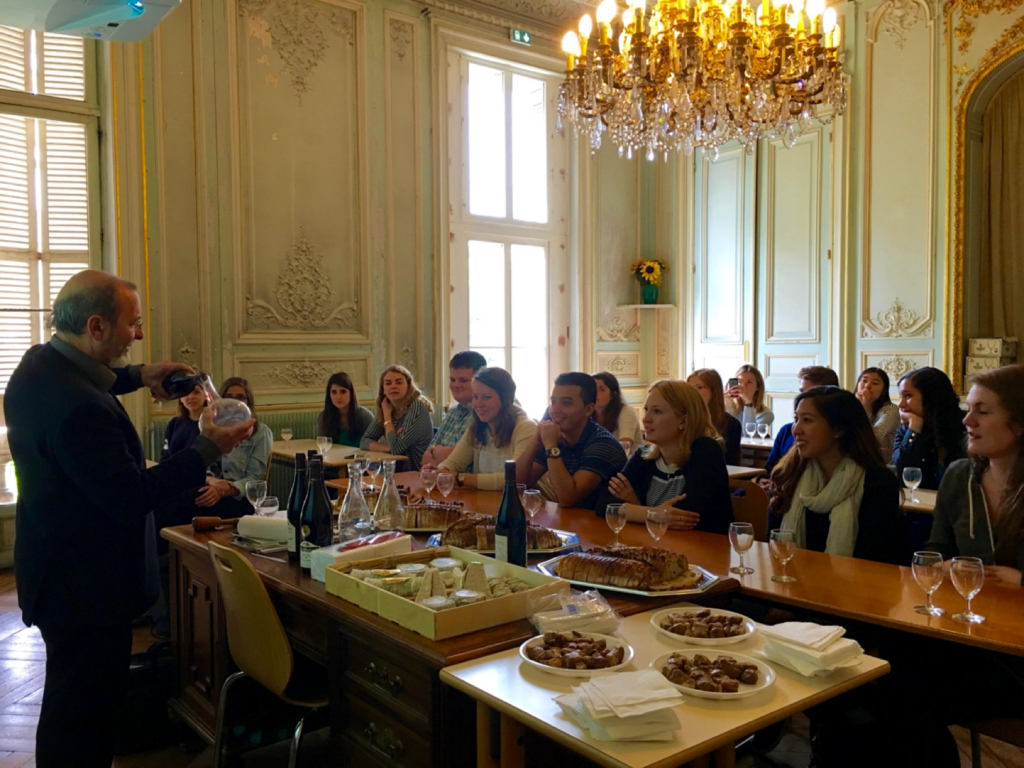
343, 637, 434, 729
342, 695, 432, 768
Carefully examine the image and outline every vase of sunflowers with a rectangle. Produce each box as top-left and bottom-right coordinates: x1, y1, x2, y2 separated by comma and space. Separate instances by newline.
631, 259, 668, 304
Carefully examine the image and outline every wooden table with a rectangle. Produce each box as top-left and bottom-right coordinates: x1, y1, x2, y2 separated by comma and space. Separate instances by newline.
270, 439, 404, 467
900, 488, 936, 514
442, 605, 889, 768
727, 465, 763, 480
738, 438, 771, 469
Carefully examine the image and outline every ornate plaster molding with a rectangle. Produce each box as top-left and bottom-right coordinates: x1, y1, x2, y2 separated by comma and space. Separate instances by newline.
239, 0, 355, 104
389, 18, 413, 62
246, 226, 359, 331
861, 297, 933, 338
176, 343, 198, 368
596, 312, 641, 343
978, 15, 1024, 71
878, 0, 925, 49
419, 0, 594, 40
876, 355, 917, 381
605, 355, 630, 374
258, 359, 339, 388
398, 345, 418, 378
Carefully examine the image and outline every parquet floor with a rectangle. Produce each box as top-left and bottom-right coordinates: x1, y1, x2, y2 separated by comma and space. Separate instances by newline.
0, 568, 1018, 767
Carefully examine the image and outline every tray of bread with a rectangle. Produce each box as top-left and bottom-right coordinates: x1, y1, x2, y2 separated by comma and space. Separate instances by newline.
427, 514, 580, 554
536, 544, 719, 597
393, 501, 469, 532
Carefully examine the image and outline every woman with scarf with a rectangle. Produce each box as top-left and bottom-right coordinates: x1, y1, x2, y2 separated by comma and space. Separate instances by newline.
771, 386, 903, 564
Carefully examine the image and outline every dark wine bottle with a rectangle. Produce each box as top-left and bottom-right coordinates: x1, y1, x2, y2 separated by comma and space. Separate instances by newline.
306, 449, 318, 464
286, 453, 308, 562
299, 458, 333, 570
162, 370, 201, 399
494, 460, 527, 567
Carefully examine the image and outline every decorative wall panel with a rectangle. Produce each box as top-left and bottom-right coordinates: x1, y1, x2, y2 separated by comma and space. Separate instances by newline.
701, 148, 746, 343
597, 352, 640, 378
859, 349, 934, 383
236, 355, 371, 395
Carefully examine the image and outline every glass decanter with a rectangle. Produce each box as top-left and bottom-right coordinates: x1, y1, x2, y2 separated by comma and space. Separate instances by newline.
197, 374, 251, 429
372, 459, 404, 530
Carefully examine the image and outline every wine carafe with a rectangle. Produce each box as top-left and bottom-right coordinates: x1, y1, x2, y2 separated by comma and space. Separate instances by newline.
340, 463, 370, 527
197, 374, 251, 429
372, 459, 404, 530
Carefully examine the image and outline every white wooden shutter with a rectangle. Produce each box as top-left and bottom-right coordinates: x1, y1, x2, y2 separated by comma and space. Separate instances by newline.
0, 26, 29, 94
41, 34, 85, 101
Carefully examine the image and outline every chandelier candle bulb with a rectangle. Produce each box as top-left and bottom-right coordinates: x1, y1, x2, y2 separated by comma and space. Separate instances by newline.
579, 14, 592, 58
562, 31, 579, 70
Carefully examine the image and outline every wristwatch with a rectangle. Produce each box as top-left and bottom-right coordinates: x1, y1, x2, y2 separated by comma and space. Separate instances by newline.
456, 472, 466, 487
545, 446, 562, 459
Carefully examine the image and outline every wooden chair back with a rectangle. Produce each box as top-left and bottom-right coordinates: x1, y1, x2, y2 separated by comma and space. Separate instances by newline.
728, 478, 769, 542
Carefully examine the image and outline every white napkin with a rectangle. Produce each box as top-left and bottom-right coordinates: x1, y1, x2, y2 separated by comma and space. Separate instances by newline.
762, 636, 863, 677
236, 516, 289, 542
578, 670, 683, 719
554, 693, 678, 741
760, 621, 846, 650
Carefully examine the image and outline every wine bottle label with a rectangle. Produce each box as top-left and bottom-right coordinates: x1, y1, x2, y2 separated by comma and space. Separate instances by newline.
286, 522, 296, 553
299, 541, 315, 569
494, 534, 509, 563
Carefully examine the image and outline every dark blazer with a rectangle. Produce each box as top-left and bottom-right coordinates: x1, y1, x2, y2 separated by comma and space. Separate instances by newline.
4, 344, 213, 628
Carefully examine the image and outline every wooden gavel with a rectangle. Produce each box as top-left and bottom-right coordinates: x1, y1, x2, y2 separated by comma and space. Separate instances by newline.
192, 516, 241, 532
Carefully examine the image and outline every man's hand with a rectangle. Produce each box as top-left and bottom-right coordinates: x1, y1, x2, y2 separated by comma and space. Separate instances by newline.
202, 418, 255, 455
140, 361, 194, 401
985, 565, 1022, 586
538, 421, 561, 451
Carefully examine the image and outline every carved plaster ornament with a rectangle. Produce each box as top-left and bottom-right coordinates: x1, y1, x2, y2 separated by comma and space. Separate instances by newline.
862, 298, 932, 338
390, 19, 413, 62
239, 0, 354, 103
261, 360, 340, 388
596, 312, 641, 342
876, 355, 917, 381
176, 343, 198, 369
246, 226, 358, 330
603, 355, 629, 374
398, 345, 418, 378
878, 0, 924, 49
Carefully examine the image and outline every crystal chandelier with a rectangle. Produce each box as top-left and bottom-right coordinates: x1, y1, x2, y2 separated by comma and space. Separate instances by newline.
557, 0, 847, 160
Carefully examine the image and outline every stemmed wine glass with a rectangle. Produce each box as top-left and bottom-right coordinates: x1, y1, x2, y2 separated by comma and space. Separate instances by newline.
950, 556, 986, 624
420, 467, 438, 504
280, 427, 293, 443
729, 522, 755, 575
903, 467, 923, 503
757, 423, 770, 443
769, 529, 797, 582
245, 480, 267, 517
524, 489, 543, 520
911, 550, 946, 616
606, 504, 627, 545
744, 422, 757, 441
646, 508, 669, 543
517, 483, 527, 507
367, 459, 382, 493
437, 472, 455, 502
258, 496, 279, 517
316, 435, 332, 456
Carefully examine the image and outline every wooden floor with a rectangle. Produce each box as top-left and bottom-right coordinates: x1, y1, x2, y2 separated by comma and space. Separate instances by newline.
0, 568, 1018, 767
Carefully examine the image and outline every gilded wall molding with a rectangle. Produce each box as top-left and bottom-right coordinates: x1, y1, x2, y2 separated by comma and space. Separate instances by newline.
420, 0, 591, 40
239, 0, 355, 104
596, 312, 641, 342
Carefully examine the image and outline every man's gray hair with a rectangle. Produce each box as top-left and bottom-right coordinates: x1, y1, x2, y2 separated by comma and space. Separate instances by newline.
50, 278, 137, 335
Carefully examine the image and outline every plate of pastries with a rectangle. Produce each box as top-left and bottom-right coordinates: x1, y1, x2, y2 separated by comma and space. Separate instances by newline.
651, 650, 775, 700
519, 631, 634, 678
431, 514, 580, 553
538, 545, 718, 596
650, 607, 757, 646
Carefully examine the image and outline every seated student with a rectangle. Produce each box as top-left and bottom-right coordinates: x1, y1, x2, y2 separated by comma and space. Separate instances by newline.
195, 378, 274, 517
426, 367, 537, 489
687, 368, 741, 464
893, 367, 966, 490
421, 351, 487, 466
593, 371, 643, 453
160, 375, 206, 461
771, 386, 903, 564
360, 365, 434, 471
515, 372, 627, 510
596, 380, 733, 535
317, 371, 374, 448
724, 364, 774, 428
763, 366, 840, 475
854, 367, 901, 464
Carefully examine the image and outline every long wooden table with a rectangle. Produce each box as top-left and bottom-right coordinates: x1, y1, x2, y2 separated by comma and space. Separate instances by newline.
271, 439, 404, 466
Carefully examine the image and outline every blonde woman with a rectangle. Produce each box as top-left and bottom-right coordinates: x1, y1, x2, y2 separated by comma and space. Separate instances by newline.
687, 368, 741, 464
596, 380, 734, 534
724, 364, 775, 428
360, 365, 434, 471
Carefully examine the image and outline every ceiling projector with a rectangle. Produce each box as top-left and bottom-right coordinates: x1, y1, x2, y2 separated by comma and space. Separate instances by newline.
0, 0, 181, 41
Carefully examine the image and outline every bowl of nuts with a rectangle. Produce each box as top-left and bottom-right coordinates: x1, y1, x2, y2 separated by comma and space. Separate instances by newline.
519, 631, 634, 678
650, 607, 757, 646
651, 650, 775, 700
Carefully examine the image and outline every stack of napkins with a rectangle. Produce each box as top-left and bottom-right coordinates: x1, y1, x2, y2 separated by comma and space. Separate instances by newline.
554, 670, 682, 742
760, 622, 863, 677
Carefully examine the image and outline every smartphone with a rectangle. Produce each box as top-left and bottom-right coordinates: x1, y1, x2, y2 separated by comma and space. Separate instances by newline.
727, 378, 740, 389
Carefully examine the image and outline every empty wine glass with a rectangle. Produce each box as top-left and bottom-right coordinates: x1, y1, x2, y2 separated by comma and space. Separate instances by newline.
744, 422, 757, 440
258, 496, 279, 517
316, 435, 333, 456
280, 427, 293, 442
437, 472, 455, 501
769, 528, 797, 583
757, 423, 770, 442
245, 480, 267, 516
606, 503, 627, 545
524, 489, 543, 520
367, 459, 382, 492
517, 483, 527, 507
950, 556, 986, 624
619, 439, 634, 457
911, 550, 946, 616
421, 467, 438, 504
646, 508, 669, 543
903, 467, 923, 503
729, 522, 755, 575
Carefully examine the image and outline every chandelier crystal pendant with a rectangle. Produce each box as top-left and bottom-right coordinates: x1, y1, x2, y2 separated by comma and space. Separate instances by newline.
557, 0, 846, 160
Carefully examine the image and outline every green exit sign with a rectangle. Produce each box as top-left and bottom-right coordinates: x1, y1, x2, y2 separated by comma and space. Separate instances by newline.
510, 28, 532, 45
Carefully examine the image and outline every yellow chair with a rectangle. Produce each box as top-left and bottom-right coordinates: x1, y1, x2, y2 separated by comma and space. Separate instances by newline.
207, 541, 329, 768
728, 478, 769, 542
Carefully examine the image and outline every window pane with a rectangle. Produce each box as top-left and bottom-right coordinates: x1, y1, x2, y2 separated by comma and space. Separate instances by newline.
468, 240, 505, 348
511, 74, 547, 224
512, 347, 548, 422
510, 244, 546, 348
467, 63, 506, 218
472, 348, 506, 370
